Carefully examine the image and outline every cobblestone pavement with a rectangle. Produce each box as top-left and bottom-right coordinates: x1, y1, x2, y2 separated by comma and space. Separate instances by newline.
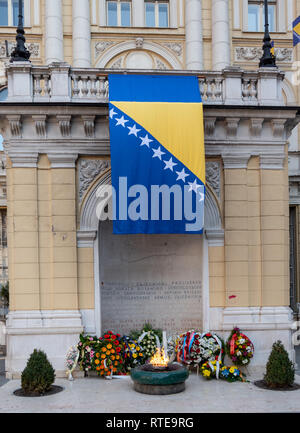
0, 372, 300, 413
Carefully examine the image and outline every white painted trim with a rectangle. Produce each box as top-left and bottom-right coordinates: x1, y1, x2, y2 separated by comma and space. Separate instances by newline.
242, 0, 248, 31
77, 230, 97, 248
277, 0, 286, 32
233, 0, 240, 29
99, 0, 106, 26
91, 0, 97, 25
179, 0, 183, 27
95, 40, 182, 69
202, 233, 210, 332
169, 0, 178, 28
287, 0, 293, 31
94, 232, 101, 337
33, 0, 40, 26
132, 0, 144, 27
24, 0, 30, 27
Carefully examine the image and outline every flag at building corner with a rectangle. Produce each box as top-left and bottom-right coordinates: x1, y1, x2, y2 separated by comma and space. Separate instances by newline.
293, 16, 300, 47
108, 74, 206, 235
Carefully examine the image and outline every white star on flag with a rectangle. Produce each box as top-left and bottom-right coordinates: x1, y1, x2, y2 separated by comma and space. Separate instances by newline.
140, 134, 153, 148
127, 124, 141, 137
164, 157, 177, 171
152, 146, 165, 160
115, 116, 129, 127
198, 191, 205, 202
109, 108, 117, 119
176, 168, 189, 182
188, 179, 201, 193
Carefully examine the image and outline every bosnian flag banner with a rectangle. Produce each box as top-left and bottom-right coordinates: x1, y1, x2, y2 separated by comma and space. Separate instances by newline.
108, 74, 205, 234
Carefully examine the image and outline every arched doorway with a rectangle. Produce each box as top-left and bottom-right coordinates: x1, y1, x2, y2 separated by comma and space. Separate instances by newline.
79, 170, 223, 336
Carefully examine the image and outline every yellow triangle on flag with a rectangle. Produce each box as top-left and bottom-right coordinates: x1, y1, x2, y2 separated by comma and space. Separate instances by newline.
112, 101, 206, 184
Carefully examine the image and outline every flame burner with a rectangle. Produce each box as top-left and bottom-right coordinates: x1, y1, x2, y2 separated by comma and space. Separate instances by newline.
131, 355, 189, 395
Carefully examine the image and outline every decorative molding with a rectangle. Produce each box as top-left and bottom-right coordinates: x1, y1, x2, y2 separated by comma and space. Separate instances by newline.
206, 161, 221, 199
77, 230, 97, 248
163, 42, 183, 58
271, 119, 286, 138
235, 46, 293, 63
8, 152, 38, 168
48, 153, 78, 168
222, 153, 251, 169
94, 40, 115, 58
32, 115, 47, 137
260, 154, 285, 170
78, 158, 111, 202
135, 37, 144, 49
0, 41, 40, 59
204, 117, 216, 137
205, 229, 225, 247
7, 115, 21, 138
57, 115, 71, 137
110, 57, 123, 69
82, 115, 95, 138
155, 59, 167, 70
226, 118, 240, 137
250, 118, 264, 137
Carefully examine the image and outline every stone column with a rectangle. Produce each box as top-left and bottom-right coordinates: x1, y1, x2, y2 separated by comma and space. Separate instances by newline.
72, 0, 91, 67
45, 0, 64, 64
185, 0, 203, 70
212, 0, 231, 70
132, 0, 144, 27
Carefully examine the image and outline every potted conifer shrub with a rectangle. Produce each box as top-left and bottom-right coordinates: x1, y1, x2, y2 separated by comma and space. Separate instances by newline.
14, 349, 63, 397
255, 340, 299, 391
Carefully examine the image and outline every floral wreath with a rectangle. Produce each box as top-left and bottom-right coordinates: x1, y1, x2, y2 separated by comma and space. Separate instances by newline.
226, 327, 254, 366
121, 336, 145, 371
176, 331, 224, 366
65, 346, 79, 379
137, 331, 161, 360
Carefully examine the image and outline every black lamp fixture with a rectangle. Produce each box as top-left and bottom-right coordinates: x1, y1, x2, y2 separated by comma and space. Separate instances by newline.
259, 0, 276, 67
10, 0, 31, 62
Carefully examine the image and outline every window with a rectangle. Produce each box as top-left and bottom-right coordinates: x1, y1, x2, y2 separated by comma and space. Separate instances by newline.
0, 0, 24, 27
145, 1, 169, 28
107, 0, 131, 27
247, 0, 277, 32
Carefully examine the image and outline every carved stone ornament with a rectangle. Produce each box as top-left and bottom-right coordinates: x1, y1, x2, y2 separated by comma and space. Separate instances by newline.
110, 57, 123, 69
94, 41, 115, 58
82, 116, 95, 138
79, 159, 111, 202
135, 37, 144, 49
57, 115, 71, 137
205, 118, 216, 137
206, 161, 221, 199
250, 118, 264, 137
0, 41, 40, 59
163, 42, 183, 58
226, 118, 240, 137
32, 115, 47, 137
7, 115, 21, 138
235, 46, 293, 63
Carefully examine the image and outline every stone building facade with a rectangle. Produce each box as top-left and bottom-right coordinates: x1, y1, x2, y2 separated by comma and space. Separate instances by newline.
0, 0, 300, 377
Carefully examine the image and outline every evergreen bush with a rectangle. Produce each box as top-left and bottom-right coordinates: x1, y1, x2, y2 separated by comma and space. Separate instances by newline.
264, 340, 295, 389
21, 349, 55, 395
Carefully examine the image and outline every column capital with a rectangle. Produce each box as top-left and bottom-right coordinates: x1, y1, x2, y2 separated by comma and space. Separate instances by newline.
8, 152, 39, 168
47, 153, 78, 168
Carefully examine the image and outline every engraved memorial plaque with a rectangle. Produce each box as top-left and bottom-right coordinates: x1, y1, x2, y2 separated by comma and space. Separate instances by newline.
99, 221, 203, 334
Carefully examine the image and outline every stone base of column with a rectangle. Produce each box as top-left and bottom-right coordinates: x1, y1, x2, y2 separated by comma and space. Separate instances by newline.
210, 306, 295, 375
5, 310, 83, 379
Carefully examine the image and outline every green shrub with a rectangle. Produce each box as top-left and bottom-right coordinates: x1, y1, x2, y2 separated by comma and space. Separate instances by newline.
21, 349, 55, 395
264, 341, 295, 388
